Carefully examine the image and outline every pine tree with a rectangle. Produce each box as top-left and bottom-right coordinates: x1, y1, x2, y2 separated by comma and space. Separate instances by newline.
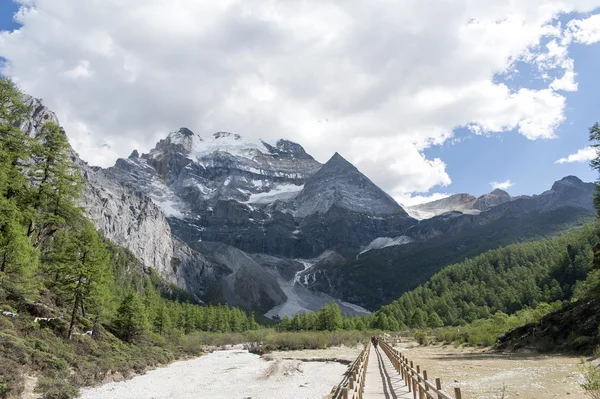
153, 302, 172, 335
410, 309, 427, 328
318, 303, 343, 331
114, 293, 149, 342
0, 199, 38, 298
427, 311, 444, 328
48, 222, 110, 339
28, 122, 81, 247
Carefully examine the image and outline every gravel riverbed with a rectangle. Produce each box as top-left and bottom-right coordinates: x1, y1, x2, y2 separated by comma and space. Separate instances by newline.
79, 349, 347, 399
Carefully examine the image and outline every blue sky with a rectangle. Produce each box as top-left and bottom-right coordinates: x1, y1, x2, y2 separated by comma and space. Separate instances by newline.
424, 13, 600, 197
0, 1, 20, 73
0, 1, 19, 31
1, 1, 600, 203
425, 49, 599, 196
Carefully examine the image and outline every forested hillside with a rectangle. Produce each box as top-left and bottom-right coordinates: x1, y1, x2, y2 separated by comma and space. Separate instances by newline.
377, 222, 600, 328
0, 79, 260, 398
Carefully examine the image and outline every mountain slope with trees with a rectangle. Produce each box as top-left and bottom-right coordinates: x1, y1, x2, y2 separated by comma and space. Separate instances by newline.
0, 78, 260, 398
376, 221, 599, 328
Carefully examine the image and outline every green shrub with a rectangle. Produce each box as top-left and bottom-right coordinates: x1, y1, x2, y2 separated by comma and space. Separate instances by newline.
580, 363, 600, 399
35, 373, 79, 399
414, 330, 427, 346
0, 357, 23, 398
592, 345, 600, 359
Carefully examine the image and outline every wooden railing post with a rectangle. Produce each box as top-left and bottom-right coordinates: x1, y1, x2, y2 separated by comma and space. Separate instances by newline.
435, 378, 443, 399
454, 387, 462, 399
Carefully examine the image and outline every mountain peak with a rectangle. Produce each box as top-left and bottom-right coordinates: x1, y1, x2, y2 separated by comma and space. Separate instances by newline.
490, 188, 509, 196
293, 152, 405, 217
322, 152, 356, 170
474, 188, 511, 211
551, 175, 584, 190
164, 127, 203, 154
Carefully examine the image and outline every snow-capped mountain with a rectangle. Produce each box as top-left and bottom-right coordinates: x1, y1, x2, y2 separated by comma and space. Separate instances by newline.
109, 128, 321, 218
108, 128, 415, 258
17, 96, 598, 315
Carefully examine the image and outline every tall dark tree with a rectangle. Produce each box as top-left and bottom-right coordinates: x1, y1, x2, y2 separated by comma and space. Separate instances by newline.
114, 293, 149, 343
0, 78, 38, 298
48, 222, 110, 339
589, 122, 600, 272
28, 122, 81, 247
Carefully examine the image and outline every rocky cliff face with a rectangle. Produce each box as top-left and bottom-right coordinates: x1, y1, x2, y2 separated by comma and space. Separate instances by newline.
78, 161, 175, 277
108, 130, 415, 258
20, 97, 218, 301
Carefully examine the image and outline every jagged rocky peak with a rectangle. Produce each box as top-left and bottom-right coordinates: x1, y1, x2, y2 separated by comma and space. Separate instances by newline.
213, 131, 240, 140
473, 188, 511, 211
160, 127, 202, 154
260, 139, 315, 160
293, 152, 407, 217
19, 95, 60, 138
128, 149, 140, 159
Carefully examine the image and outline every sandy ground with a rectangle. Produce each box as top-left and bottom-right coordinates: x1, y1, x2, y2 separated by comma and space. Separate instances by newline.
269, 344, 363, 363
79, 349, 347, 399
393, 341, 587, 399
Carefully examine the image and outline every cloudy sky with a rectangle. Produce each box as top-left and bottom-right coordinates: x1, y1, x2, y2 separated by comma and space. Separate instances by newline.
1, 0, 600, 205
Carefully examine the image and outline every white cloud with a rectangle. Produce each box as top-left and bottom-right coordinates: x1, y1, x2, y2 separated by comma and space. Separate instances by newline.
64, 60, 94, 79
555, 146, 597, 164
567, 14, 600, 44
490, 180, 514, 190
1, 1, 599, 198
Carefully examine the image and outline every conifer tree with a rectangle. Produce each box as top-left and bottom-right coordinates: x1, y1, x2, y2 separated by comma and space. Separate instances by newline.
427, 311, 444, 328
49, 222, 110, 339
28, 122, 81, 247
114, 293, 149, 342
318, 303, 343, 331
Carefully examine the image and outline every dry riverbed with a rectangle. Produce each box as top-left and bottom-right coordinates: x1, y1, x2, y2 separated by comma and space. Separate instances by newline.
79, 347, 348, 399
69, 342, 591, 399
394, 341, 588, 398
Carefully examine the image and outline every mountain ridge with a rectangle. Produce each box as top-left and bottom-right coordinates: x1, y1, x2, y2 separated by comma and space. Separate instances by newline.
17, 96, 597, 315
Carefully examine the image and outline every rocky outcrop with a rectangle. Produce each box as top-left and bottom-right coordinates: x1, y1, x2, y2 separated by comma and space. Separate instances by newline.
192, 242, 288, 311
19, 95, 59, 137
473, 189, 511, 211
78, 160, 175, 276
20, 96, 197, 296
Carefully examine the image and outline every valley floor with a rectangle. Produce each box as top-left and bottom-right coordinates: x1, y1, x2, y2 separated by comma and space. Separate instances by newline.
393, 341, 587, 398
74, 342, 589, 399
78, 348, 347, 399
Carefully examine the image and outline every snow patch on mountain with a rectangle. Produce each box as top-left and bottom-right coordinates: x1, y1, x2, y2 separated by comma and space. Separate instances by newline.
359, 236, 413, 255
156, 199, 184, 218
192, 132, 274, 161
244, 184, 304, 204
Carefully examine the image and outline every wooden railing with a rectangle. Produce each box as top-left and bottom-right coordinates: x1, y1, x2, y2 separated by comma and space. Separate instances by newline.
328, 341, 371, 399
379, 340, 462, 399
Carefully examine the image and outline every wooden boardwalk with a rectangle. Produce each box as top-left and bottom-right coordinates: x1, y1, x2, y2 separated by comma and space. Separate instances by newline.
363, 345, 412, 398
327, 337, 462, 399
